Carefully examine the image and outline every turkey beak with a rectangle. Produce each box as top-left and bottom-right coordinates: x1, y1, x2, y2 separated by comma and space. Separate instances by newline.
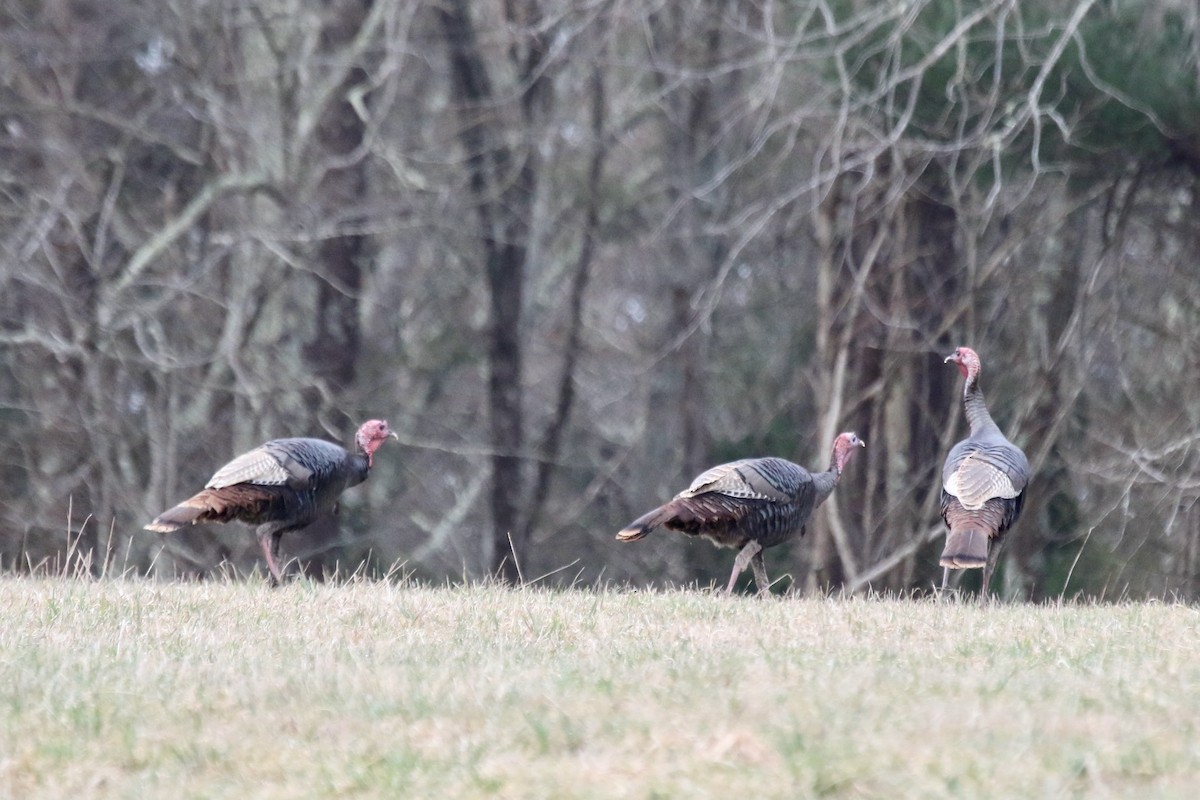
943, 354, 955, 364
857, 438, 866, 447
388, 431, 400, 441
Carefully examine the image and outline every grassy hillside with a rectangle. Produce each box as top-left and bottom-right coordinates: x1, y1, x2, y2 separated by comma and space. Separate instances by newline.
0, 579, 1197, 798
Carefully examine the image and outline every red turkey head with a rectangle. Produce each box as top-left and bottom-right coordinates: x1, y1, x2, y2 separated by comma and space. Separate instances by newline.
944, 346, 981, 382
355, 419, 399, 465
832, 431, 865, 474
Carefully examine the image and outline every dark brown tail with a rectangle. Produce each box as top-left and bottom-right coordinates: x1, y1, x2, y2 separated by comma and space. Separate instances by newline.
144, 487, 257, 533
145, 495, 210, 533
616, 505, 673, 542
939, 523, 989, 569
940, 496, 1007, 569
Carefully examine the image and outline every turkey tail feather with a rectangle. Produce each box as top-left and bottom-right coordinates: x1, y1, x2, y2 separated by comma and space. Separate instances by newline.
940, 495, 1011, 569
144, 494, 213, 533
616, 506, 672, 542
145, 486, 266, 533
940, 524, 989, 569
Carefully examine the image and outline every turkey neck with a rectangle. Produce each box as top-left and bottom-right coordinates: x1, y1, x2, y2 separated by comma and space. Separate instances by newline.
812, 462, 843, 506
962, 372, 1002, 438
346, 452, 372, 487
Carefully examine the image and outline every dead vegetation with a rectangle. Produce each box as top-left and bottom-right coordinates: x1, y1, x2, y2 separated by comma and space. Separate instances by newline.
0, 579, 1196, 797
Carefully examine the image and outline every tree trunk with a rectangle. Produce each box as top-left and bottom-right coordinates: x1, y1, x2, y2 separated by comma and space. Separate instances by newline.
522, 68, 607, 544
437, 0, 549, 581
303, 0, 369, 395
295, 0, 371, 577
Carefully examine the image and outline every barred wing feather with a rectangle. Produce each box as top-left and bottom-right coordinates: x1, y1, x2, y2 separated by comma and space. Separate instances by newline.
206, 446, 293, 489
942, 445, 1028, 510
204, 438, 348, 490
680, 457, 800, 503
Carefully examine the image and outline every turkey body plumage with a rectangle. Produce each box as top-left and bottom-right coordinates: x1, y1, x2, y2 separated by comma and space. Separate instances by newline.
617, 434, 864, 595
620, 457, 818, 550
939, 348, 1030, 595
146, 421, 397, 585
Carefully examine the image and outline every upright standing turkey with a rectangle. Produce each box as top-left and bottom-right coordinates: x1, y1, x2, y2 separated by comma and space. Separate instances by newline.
145, 419, 399, 585
940, 347, 1030, 595
616, 432, 864, 595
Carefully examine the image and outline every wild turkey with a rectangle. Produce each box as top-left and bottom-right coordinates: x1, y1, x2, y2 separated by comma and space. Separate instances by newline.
145, 419, 399, 585
616, 432, 864, 595
940, 347, 1030, 594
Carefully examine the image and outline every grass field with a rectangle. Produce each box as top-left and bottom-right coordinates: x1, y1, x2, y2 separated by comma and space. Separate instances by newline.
0, 579, 1197, 798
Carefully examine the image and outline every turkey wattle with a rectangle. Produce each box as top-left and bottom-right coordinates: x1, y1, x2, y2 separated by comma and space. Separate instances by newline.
145, 419, 399, 585
939, 347, 1030, 594
616, 432, 864, 595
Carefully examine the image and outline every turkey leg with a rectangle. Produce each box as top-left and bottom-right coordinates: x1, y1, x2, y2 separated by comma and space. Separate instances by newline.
981, 540, 1003, 599
750, 551, 771, 596
726, 540, 764, 594
256, 527, 284, 587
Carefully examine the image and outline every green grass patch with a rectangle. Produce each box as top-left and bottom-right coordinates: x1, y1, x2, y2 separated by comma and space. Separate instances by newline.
0, 580, 1197, 797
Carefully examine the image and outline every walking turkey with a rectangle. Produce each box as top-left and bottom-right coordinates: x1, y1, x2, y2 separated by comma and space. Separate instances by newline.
939, 347, 1030, 595
616, 431, 864, 595
145, 419, 399, 585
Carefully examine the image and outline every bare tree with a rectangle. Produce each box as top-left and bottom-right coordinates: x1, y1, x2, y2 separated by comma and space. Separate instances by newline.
1, 0, 1198, 600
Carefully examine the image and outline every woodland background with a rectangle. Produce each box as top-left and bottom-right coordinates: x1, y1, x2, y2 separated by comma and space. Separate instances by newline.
1, 0, 1198, 599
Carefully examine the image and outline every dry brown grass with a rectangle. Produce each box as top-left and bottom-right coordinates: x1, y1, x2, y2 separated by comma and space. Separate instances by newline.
0, 578, 1197, 798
